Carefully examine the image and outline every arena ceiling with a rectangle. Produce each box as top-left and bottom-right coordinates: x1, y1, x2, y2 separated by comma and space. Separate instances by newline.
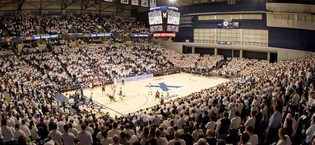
0, 0, 230, 13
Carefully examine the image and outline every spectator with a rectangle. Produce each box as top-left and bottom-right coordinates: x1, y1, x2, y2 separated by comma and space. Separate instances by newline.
216, 112, 230, 140
305, 116, 315, 145
168, 131, 186, 145
239, 133, 251, 145
1, 119, 15, 145
205, 130, 216, 145
77, 124, 93, 145
62, 124, 76, 145
265, 105, 282, 144
14, 124, 26, 140
48, 122, 62, 145
155, 129, 168, 145
276, 128, 292, 145
245, 126, 258, 145
100, 131, 114, 145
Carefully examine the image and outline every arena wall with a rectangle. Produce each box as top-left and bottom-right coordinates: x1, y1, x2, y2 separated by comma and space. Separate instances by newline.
158, 39, 315, 62
175, 2, 315, 52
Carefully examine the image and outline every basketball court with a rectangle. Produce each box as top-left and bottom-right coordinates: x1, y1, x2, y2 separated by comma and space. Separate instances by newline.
62, 73, 229, 117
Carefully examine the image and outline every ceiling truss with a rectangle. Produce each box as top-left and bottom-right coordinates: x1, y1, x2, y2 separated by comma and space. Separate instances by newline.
0, 0, 230, 13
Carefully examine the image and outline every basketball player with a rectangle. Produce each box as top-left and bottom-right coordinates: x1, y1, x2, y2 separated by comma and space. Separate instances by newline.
111, 83, 116, 95
90, 82, 93, 90
119, 87, 123, 100
113, 85, 116, 95
155, 90, 160, 101
109, 89, 116, 102
89, 92, 93, 104
160, 92, 164, 105
102, 82, 106, 92
148, 82, 152, 95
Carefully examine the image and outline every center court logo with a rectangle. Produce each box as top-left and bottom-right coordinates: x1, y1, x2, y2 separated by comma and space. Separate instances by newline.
145, 82, 181, 91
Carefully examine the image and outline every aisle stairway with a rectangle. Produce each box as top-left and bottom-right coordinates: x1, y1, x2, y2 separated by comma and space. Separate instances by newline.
47, 43, 73, 80
215, 59, 228, 70
35, 26, 46, 34
0, 22, 12, 36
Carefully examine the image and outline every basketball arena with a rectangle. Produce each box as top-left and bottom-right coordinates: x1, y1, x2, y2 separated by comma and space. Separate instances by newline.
0, 0, 315, 145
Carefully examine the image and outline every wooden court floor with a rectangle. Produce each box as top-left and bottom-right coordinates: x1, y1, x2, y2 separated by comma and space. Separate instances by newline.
63, 73, 230, 117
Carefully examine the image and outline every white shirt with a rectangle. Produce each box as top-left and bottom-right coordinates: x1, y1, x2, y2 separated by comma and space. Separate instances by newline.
30, 126, 40, 140
20, 124, 31, 137
101, 138, 113, 145
277, 135, 292, 145
251, 100, 258, 111
96, 131, 105, 141
77, 130, 93, 145
230, 116, 241, 129
124, 129, 135, 137
192, 129, 203, 142
305, 124, 315, 143
62, 132, 76, 145
168, 139, 186, 145
48, 130, 63, 144
107, 129, 121, 138
57, 121, 66, 133
205, 121, 216, 132
177, 118, 186, 129
0, 128, 3, 139
86, 126, 94, 135
14, 129, 26, 140
244, 117, 256, 129
156, 137, 168, 145
292, 93, 300, 106
2, 126, 14, 142
69, 128, 79, 137
248, 134, 259, 145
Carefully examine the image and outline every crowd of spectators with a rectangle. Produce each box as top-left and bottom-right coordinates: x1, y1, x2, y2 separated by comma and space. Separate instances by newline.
0, 29, 9, 37
99, 16, 148, 34
67, 14, 100, 33
0, 13, 36, 36
0, 43, 13, 52
53, 44, 176, 86
38, 13, 101, 34
0, 13, 148, 36
53, 45, 94, 86
211, 58, 267, 78
0, 55, 55, 92
0, 54, 105, 145
0, 39, 315, 145
163, 50, 223, 70
38, 15, 69, 34
22, 52, 72, 89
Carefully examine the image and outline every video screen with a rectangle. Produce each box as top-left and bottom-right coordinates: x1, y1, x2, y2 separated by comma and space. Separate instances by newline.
150, 25, 163, 32
167, 10, 180, 25
217, 21, 240, 29
167, 25, 179, 32
148, 11, 163, 25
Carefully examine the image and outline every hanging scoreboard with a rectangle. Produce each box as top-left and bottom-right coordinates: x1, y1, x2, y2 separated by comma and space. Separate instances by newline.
148, 6, 180, 37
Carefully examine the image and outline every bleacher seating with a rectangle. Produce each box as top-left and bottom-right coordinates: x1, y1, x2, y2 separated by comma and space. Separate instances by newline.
0, 14, 148, 36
